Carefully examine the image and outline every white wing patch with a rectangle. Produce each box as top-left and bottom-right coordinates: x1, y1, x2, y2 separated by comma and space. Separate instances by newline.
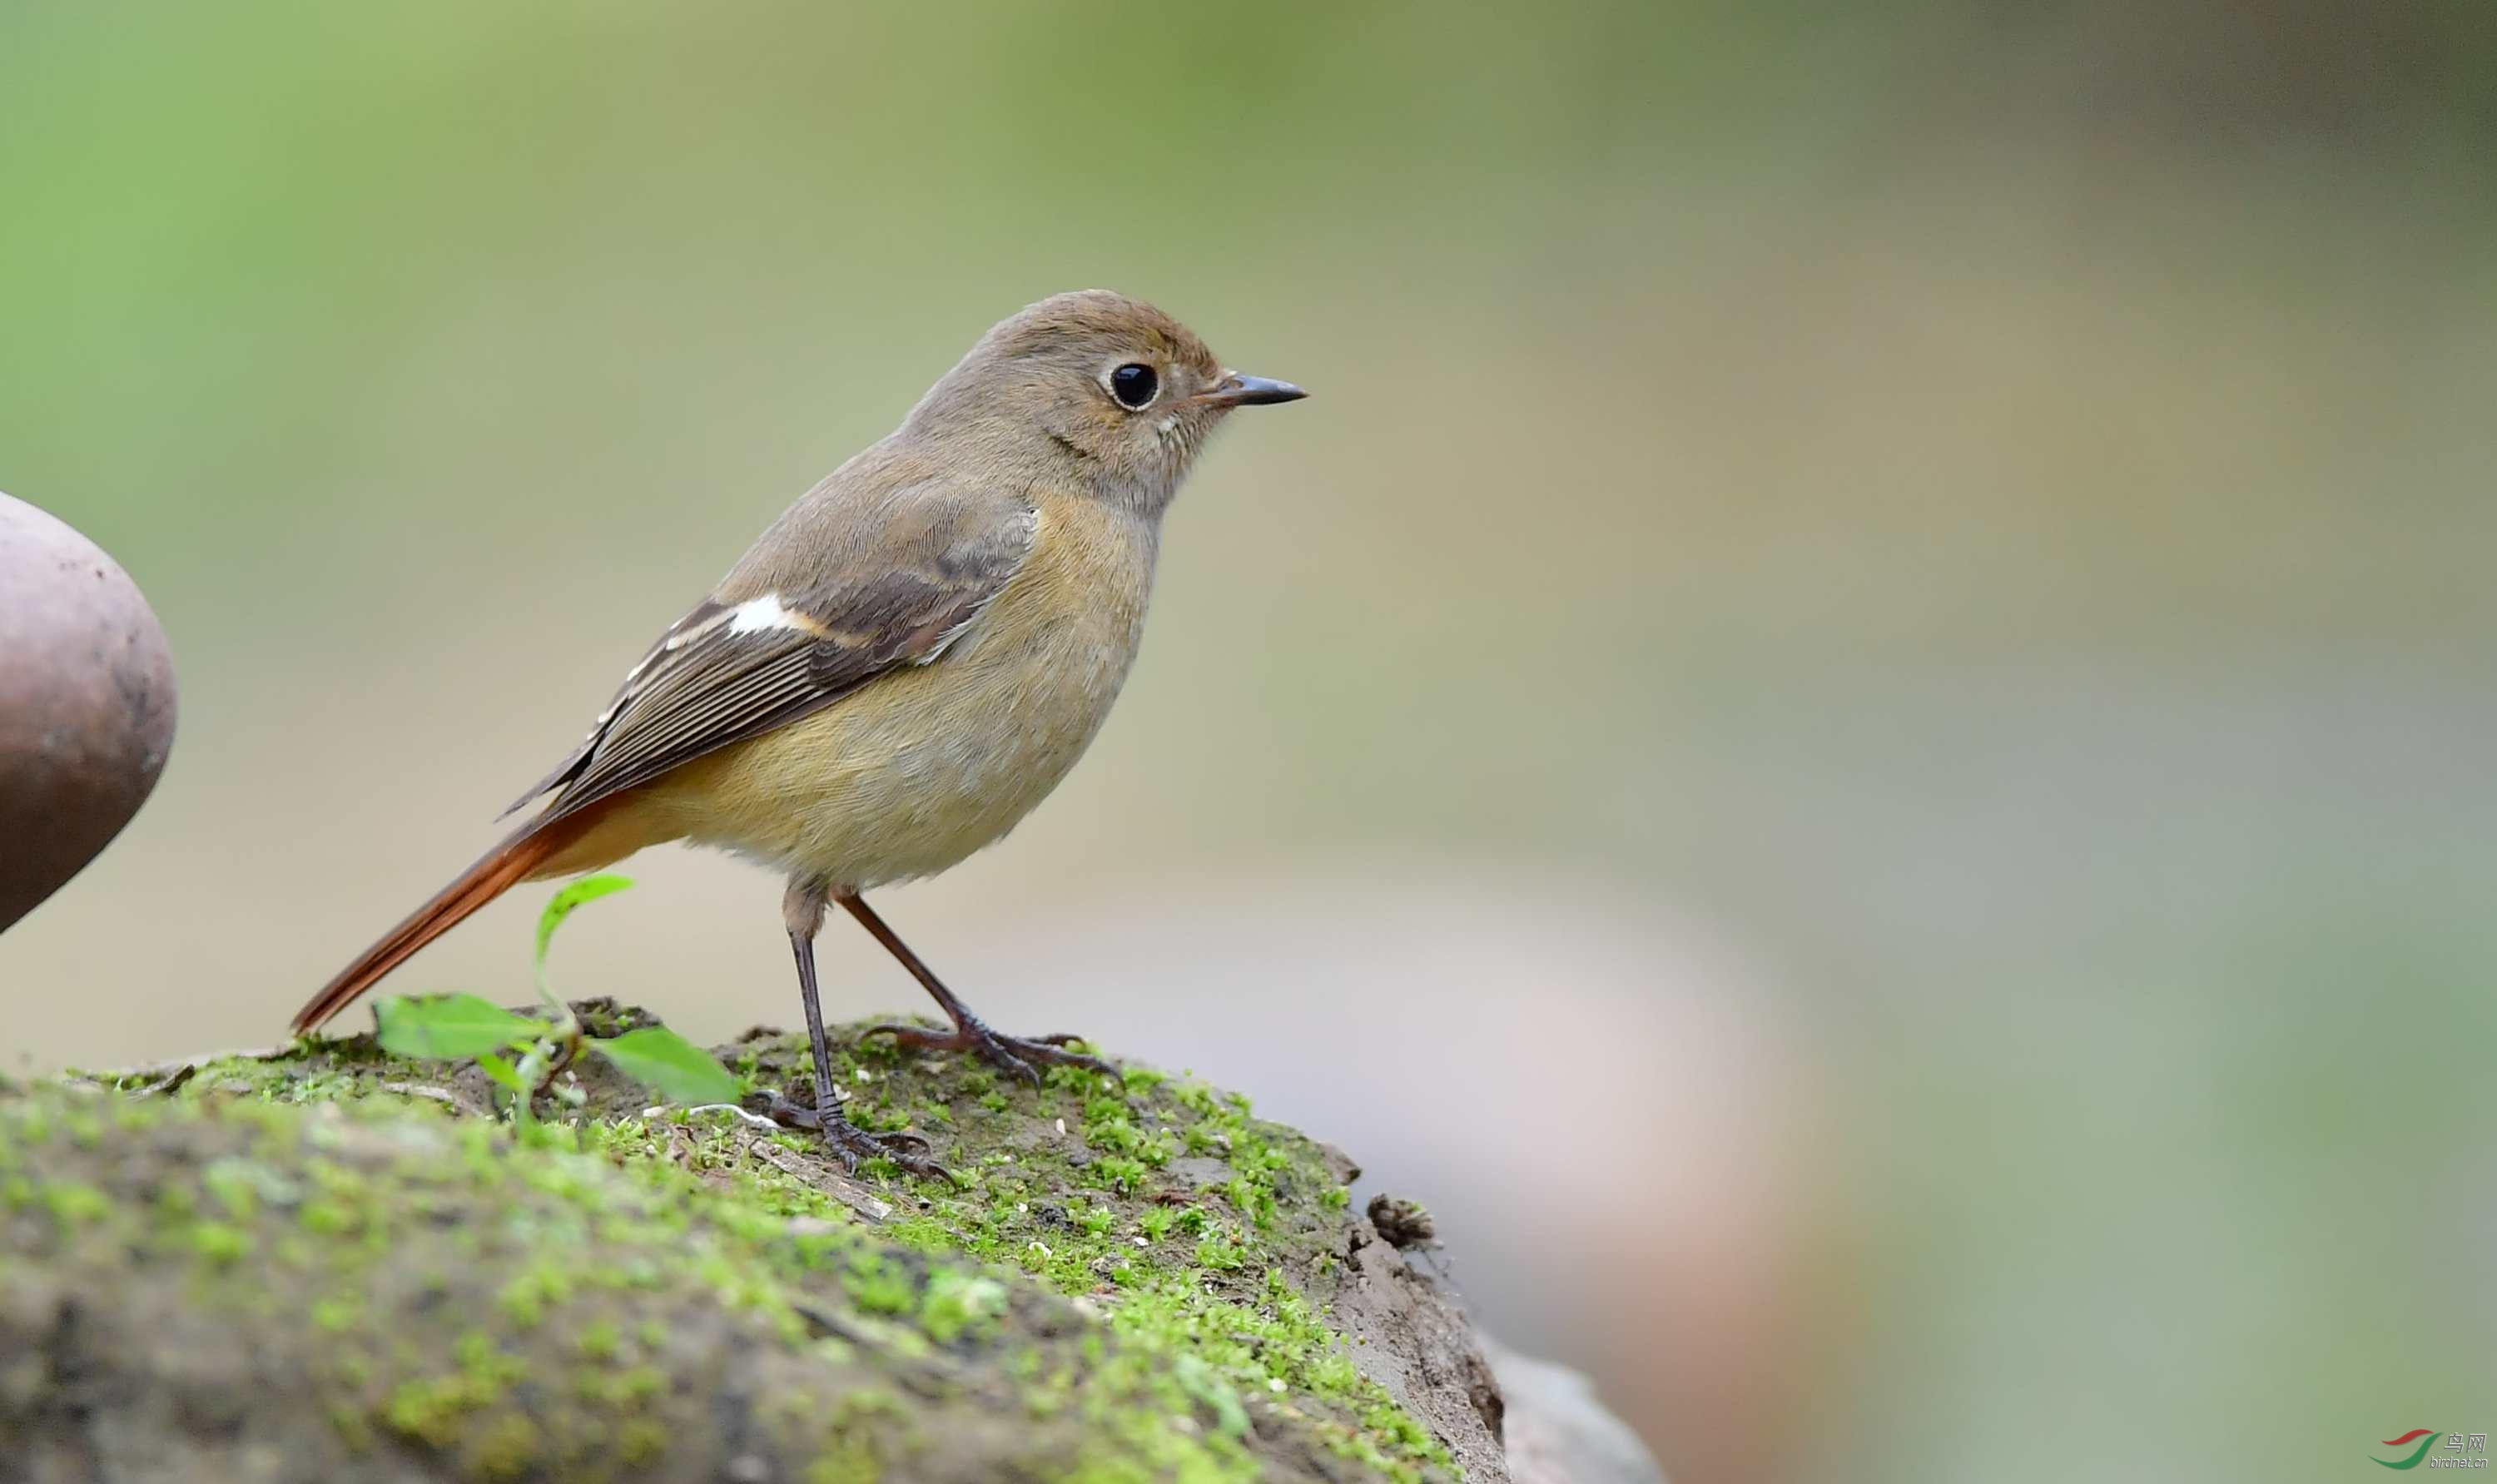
578, 594, 807, 740
727, 593, 813, 635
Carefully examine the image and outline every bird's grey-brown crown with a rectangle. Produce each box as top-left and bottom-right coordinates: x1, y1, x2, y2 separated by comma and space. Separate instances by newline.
980, 290, 1223, 381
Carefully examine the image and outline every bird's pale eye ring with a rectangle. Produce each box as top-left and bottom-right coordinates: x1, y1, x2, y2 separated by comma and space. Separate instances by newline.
1105, 362, 1159, 411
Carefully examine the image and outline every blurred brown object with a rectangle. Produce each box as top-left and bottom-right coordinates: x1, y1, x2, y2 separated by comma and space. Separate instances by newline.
1369, 1193, 1440, 1248
0, 493, 176, 934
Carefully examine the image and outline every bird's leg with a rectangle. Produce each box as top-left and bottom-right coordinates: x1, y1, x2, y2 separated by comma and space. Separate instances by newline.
845, 893, 1114, 1084
762, 877, 946, 1176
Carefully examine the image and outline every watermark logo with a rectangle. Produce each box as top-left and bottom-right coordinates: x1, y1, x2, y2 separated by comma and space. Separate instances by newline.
2375, 1432, 2490, 1470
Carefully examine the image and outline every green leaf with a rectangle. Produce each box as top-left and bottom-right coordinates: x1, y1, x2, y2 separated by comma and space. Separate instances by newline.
589, 1026, 743, 1105
474, 1051, 525, 1092
374, 994, 544, 1060
535, 874, 635, 995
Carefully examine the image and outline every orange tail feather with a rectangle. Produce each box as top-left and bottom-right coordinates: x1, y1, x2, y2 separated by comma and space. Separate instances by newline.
290, 811, 598, 1035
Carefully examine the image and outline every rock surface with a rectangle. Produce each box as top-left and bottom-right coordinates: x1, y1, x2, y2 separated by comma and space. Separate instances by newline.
0, 492, 176, 935
2, 1003, 1513, 1482
1483, 1338, 1670, 1484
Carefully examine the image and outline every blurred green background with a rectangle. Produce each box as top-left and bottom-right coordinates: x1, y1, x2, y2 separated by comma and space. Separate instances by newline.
5, 2, 2494, 1479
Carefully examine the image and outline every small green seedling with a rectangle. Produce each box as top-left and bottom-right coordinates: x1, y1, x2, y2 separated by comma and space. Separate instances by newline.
371, 876, 742, 1129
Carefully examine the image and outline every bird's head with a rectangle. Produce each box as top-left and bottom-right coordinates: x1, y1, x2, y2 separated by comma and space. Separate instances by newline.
906, 290, 1306, 514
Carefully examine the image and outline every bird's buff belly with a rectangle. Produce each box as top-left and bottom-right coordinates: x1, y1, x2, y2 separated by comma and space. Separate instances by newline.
627, 616, 1138, 890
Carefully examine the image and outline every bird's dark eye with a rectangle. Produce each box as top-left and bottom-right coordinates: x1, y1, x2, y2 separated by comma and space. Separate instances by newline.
1107, 363, 1159, 409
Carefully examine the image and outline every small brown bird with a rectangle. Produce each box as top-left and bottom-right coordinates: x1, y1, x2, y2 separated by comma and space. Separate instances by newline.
291, 290, 1305, 1167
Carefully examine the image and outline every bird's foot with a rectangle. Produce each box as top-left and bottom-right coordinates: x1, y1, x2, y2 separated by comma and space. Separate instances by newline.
866, 1014, 1114, 1086
761, 1089, 949, 1179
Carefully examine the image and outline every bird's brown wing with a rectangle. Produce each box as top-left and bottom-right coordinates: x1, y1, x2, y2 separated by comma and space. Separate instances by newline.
507, 479, 1038, 827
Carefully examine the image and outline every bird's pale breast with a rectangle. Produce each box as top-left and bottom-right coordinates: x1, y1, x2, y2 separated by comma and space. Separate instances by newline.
625, 492, 1157, 889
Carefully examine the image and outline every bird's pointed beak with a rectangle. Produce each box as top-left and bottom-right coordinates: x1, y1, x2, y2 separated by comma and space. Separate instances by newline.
1201, 373, 1308, 408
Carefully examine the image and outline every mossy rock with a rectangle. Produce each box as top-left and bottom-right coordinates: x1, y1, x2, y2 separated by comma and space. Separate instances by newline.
1, 1003, 1506, 1482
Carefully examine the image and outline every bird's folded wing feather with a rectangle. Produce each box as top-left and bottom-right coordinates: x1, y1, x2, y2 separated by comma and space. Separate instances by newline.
506, 479, 1039, 826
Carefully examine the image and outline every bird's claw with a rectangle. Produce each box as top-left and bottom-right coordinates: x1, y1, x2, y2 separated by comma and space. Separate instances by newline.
761, 1091, 949, 1179
865, 1019, 1114, 1085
